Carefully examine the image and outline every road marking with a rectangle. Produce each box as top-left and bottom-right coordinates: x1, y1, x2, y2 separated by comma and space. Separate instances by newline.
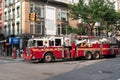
70, 59, 106, 70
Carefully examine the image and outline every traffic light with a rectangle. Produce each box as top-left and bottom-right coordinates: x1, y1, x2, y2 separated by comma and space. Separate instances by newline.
34, 12, 37, 21
29, 12, 37, 21
29, 13, 31, 20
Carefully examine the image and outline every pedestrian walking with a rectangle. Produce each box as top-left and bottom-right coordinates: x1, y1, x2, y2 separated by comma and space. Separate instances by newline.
20, 49, 23, 57
12, 47, 17, 59
16, 48, 20, 57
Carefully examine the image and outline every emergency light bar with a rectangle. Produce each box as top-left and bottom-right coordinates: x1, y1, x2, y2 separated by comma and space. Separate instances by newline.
76, 35, 93, 39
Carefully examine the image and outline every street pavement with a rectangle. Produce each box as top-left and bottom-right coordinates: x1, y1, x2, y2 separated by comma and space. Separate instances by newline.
48, 55, 120, 80
0, 55, 107, 80
0, 55, 120, 80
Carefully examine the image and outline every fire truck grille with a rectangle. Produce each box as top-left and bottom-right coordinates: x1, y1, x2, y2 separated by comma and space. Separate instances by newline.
26, 48, 31, 54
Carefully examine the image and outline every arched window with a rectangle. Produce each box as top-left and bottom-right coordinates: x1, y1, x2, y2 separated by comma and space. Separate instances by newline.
4, 12, 7, 21
12, 9, 15, 19
17, 22, 20, 35
12, 23, 15, 35
8, 24, 10, 35
17, 7, 20, 17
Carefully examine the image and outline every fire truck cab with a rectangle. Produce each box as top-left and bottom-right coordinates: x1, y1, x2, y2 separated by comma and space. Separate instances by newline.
23, 36, 71, 62
27, 36, 64, 47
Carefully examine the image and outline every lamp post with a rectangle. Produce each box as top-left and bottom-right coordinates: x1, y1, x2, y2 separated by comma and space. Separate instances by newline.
94, 22, 101, 36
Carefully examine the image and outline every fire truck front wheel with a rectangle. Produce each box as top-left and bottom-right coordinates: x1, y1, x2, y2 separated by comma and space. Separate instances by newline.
43, 53, 54, 63
85, 51, 92, 60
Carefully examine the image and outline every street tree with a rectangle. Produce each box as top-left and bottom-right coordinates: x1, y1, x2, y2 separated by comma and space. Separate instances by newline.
66, 25, 87, 35
69, 0, 120, 35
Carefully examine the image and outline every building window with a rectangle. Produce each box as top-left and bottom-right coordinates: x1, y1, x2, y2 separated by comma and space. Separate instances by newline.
4, 12, 7, 21
12, 9, 15, 19
4, 26, 7, 35
9, 0, 14, 5
0, 2, 2, 7
30, 3, 34, 13
4, 0, 8, 7
17, 7, 20, 17
8, 24, 10, 35
57, 9, 68, 21
0, 27, 1, 34
30, 24, 33, 34
35, 23, 41, 34
0, 15, 2, 20
35, 22, 44, 34
16, 0, 20, 2
8, 10, 11, 20
61, 10, 68, 21
6, 25, 8, 35
17, 22, 19, 35
57, 24, 67, 35
12, 24, 15, 35
30, 3, 44, 18
35, 5, 44, 18
62, 25, 66, 34
57, 25, 61, 35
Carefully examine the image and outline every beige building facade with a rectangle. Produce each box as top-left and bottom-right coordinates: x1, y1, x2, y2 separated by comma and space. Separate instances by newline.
3, 0, 120, 36
21, 0, 79, 36
3, 0, 78, 36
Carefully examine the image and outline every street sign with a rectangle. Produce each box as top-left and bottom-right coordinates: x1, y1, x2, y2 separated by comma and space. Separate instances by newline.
9, 37, 20, 44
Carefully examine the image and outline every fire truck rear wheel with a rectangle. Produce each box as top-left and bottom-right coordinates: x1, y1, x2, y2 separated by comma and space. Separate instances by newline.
93, 51, 100, 59
85, 51, 92, 60
43, 53, 54, 63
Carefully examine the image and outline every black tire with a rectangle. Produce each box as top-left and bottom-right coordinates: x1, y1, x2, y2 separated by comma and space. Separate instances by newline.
93, 51, 100, 59
85, 51, 92, 60
43, 53, 53, 63
112, 54, 116, 58
109, 54, 116, 58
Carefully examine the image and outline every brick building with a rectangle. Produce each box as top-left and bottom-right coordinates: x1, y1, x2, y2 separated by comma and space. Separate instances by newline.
0, 0, 3, 34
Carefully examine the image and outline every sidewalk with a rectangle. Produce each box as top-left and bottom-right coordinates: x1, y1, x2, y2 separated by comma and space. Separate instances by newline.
0, 55, 24, 61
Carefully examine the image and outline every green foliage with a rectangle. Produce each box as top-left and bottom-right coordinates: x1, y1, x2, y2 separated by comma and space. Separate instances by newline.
69, 0, 115, 22
97, 26, 104, 30
106, 26, 114, 32
66, 25, 86, 35
72, 27, 86, 35
66, 25, 73, 34
103, 9, 119, 25
69, 0, 120, 35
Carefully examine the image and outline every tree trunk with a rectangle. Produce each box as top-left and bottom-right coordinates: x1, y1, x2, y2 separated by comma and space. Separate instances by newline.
87, 23, 95, 35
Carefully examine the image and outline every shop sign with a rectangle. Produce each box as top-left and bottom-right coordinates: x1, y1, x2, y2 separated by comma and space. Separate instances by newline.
9, 38, 20, 44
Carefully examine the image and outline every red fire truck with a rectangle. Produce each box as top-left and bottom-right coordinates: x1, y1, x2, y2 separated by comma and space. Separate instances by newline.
23, 35, 118, 62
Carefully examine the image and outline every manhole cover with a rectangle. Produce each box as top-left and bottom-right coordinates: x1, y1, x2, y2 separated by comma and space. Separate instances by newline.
64, 62, 77, 64
42, 73, 54, 76
98, 70, 113, 74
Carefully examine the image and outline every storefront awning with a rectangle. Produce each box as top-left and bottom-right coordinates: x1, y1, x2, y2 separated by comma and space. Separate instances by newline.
0, 40, 6, 43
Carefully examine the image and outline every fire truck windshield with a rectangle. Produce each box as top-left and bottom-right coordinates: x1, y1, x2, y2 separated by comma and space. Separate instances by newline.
27, 40, 36, 47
